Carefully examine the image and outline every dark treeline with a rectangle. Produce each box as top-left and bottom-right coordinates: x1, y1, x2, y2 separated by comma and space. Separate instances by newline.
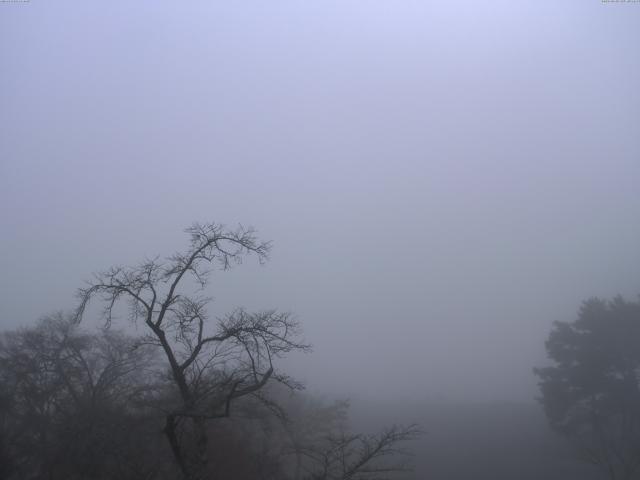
0, 312, 419, 480
0, 223, 420, 480
1, 223, 639, 480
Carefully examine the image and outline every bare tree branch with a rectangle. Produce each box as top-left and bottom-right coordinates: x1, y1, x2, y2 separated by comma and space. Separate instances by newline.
73, 222, 307, 480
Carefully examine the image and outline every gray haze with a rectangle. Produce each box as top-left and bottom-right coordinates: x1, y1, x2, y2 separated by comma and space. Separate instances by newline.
1, 0, 639, 407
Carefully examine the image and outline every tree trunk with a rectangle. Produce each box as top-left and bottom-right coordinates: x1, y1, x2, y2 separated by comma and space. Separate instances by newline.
190, 418, 209, 480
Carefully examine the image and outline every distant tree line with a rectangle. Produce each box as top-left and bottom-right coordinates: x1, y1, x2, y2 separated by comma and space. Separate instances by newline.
0, 222, 419, 480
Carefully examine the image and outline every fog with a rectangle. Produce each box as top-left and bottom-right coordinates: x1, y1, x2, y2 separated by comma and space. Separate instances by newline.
1, 1, 639, 478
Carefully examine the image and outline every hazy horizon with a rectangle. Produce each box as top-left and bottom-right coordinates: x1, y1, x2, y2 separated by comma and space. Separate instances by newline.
2, 0, 639, 408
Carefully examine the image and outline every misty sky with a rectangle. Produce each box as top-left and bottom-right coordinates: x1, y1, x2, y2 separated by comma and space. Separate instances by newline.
1, 0, 639, 405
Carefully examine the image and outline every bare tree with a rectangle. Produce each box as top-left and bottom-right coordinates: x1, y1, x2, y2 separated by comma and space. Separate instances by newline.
0, 312, 159, 480
279, 397, 421, 480
75, 222, 310, 480
301, 424, 422, 480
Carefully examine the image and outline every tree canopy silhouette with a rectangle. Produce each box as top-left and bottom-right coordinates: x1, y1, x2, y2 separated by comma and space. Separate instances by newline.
75, 222, 311, 480
0, 221, 424, 480
535, 295, 640, 480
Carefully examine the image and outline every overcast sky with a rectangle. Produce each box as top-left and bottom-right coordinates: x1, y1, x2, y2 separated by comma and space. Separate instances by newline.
1, 0, 639, 405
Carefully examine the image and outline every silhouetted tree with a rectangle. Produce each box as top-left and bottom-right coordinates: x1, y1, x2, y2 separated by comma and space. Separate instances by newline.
0, 313, 163, 480
535, 296, 640, 480
279, 396, 420, 480
0, 222, 420, 479
75, 222, 311, 480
